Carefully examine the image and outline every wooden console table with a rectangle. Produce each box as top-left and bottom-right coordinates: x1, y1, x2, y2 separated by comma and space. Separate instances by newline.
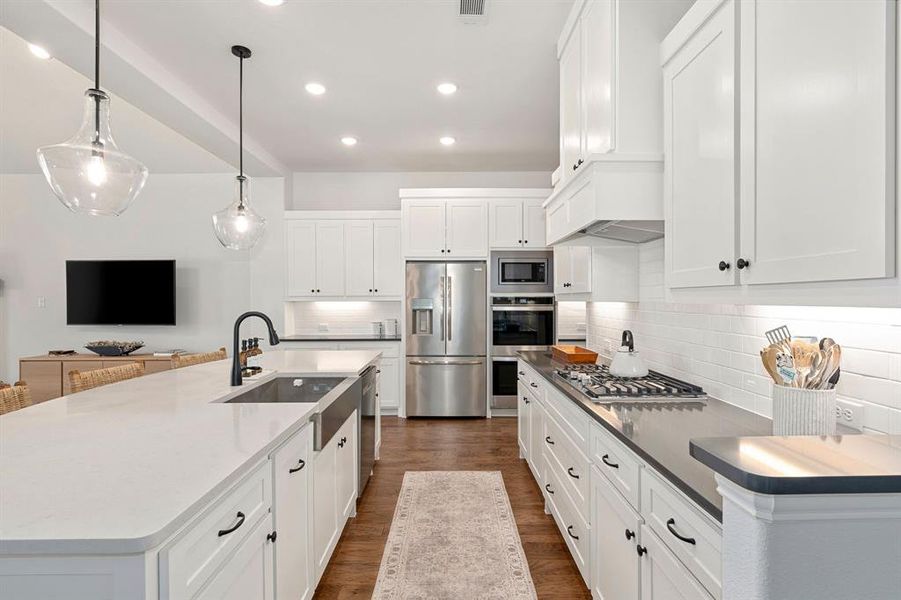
19, 354, 174, 403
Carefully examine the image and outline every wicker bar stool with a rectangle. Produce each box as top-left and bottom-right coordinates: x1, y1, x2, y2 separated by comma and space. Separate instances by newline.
172, 347, 227, 369
0, 381, 33, 415
68, 363, 146, 394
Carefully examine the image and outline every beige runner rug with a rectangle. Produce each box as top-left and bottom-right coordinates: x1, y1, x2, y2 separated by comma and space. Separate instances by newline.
372, 471, 537, 600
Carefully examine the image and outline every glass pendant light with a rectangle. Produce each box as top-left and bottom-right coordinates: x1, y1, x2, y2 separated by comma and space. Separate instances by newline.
212, 45, 266, 250
36, 0, 148, 216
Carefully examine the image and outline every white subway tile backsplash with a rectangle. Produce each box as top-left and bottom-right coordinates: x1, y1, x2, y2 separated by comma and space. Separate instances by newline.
585, 240, 901, 430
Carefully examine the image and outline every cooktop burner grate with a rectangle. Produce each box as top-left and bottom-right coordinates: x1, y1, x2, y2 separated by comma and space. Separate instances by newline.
554, 363, 705, 402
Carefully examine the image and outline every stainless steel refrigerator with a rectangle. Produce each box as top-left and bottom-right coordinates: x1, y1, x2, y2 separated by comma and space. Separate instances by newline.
405, 261, 487, 417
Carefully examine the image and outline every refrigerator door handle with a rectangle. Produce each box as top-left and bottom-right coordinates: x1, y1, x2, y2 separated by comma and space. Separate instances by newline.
409, 359, 484, 366
446, 276, 452, 341
439, 276, 446, 341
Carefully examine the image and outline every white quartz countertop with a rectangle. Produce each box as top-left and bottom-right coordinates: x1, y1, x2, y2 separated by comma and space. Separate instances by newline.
0, 349, 379, 555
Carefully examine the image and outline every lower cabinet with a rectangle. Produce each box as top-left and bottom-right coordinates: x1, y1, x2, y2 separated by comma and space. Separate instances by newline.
195, 514, 275, 600
336, 414, 358, 521
527, 391, 545, 483
592, 466, 642, 600
272, 424, 313, 600
640, 525, 714, 600
517, 383, 532, 459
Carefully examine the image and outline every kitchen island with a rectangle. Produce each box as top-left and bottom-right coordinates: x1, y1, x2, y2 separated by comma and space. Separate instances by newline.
0, 349, 379, 600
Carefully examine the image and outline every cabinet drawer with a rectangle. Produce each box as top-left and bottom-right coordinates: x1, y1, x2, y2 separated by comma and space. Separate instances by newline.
591, 421, 642, 510
543, 412, 589, 521
543, 385, 590, 450
160, 460, 272, 600
544, 455, 590, 587
641, 469, 722, 599
516, 361, 535, 388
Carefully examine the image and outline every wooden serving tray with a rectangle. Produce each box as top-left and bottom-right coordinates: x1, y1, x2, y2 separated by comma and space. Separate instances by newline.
551, 345, 599, 364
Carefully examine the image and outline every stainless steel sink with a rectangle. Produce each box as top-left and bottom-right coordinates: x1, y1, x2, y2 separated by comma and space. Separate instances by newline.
225, 376, 348, 404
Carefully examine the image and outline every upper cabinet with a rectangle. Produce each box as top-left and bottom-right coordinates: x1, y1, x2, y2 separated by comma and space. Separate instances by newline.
286, 212, 402, 300
662, 0, 896, 289
489, 197, 549, 249
560, 20, 584, 177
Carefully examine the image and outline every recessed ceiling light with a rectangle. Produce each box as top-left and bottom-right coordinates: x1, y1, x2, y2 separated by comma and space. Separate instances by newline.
28, 43, 51, 60
437, 82, 458, 95
341, 136, 358, 146
258, 0, 284, 5
305, 82, 326, 96
439, 136, 456, 146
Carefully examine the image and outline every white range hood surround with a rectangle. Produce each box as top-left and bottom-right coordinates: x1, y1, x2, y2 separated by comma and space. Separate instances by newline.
543, 153, 664, 246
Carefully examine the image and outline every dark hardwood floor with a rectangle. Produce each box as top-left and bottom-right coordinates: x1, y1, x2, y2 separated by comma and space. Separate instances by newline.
313, 417, 591, 599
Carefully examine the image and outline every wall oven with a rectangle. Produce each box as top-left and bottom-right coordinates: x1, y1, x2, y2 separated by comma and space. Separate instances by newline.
490, 296, 555, 409
491, 251, 554, 294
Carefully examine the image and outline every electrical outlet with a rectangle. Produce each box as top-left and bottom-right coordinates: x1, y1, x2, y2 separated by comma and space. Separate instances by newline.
835, 398, 864, 431
37, 296, 46, 308
318, 323, 329, 332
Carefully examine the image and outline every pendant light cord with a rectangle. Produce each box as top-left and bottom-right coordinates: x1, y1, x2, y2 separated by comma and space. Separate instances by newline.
95, 0, 100, 91
239, 53, 244, 179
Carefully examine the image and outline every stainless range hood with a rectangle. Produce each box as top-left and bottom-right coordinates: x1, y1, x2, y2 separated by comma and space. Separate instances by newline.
581, 219, 664, 244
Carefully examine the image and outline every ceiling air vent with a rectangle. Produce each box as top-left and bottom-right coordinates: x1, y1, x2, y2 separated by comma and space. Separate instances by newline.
459, 0, 488, 24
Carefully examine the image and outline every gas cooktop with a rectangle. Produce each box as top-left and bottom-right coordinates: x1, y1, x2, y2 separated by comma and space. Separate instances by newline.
554, 363, 706, 404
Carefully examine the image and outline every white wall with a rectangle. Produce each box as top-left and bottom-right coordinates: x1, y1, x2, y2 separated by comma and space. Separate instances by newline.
0, 174, 284, 381
586, 240, 901, 434
290, 171, 551, 210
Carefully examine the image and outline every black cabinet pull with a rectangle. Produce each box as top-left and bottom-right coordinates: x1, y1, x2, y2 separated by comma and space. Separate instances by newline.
523, 397, 530, 404
625, 528, 635, 541
545, 436, 554, 445
601, 454, 619, 469
289, 459, 306, 474
567, 467, 580, 480
218, 511, 246, 537
567, 525, 579, 540
736, 258, 750, 270
267, 531, 277, 543
530, 382, 538, 388
518, 371, 525, 376
718, 260, 730, 272
666, 518, 697, 545
545, 483, 555, 495
636, 545, 647, 557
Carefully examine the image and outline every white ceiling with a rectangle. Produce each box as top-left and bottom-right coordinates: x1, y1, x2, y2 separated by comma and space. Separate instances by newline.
0, 27, 231, 175
1, 0, 572, 175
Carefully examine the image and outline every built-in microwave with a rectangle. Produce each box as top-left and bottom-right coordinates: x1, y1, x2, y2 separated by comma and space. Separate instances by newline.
490, 251, 554, 294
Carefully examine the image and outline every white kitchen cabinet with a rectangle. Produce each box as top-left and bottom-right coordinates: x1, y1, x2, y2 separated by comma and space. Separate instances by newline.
489, 198, 549, 249
662, 0, 738, 289
373, 220, 403, 297
581, 0, 615, 156
345, 220, 375, 297
313, 434, 338, 578
640, 525, 714, 600
285, 220, 346, 297
554, 245, 592, 295
315, 222, 346, 296
195, 515, 275, 600
517, 383, 532, 460
592, 465, 642, 600
445, 200, 488, 257
737, 0, 896, 285
272, 424, 313, 600
377, 357, 400, 411
559, 20, 583, 178
402, 200, 447, 257
527, 389, 545, 483
336, 413, 358, 521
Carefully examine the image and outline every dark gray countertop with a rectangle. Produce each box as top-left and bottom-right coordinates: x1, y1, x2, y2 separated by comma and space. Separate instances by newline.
518, 351, 774, 522
690, 434, 901, 495
280, 334, 402, 342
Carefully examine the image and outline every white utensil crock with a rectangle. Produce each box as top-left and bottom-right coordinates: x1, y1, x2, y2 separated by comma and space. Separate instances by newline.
772, 386, 836, 436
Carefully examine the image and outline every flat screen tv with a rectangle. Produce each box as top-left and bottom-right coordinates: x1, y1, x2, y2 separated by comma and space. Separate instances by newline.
66, 260, 176, 326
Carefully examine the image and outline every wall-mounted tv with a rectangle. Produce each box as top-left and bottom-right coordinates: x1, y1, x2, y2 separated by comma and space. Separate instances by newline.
66, 260, 176, 326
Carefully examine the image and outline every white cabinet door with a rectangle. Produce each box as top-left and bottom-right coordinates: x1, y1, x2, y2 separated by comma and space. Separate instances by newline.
640, 525, 714, 600
195, 515, 275, 600
378, 357, 400, 410
561, 246, 592, 294
517, 383, 531, 459
286, 221, 317, 298
581, 0, 615, 155
272, 425, 313, 600
403, 200, 446, 257
663, 0, 738, 288
527, 396, 544, 482
445, 200, 488, 257
345, 220, 375, 297
489, 199, 524, 248
738, 0, 896, 285
554, 246, 572, 294
336, 412, 358, 521
522, 199, 547, 248
592, 466, 642, 600
560, 21, 583, 178
373, 220, 403, 297
315, 222, 345, 296
313, 440, 338, 577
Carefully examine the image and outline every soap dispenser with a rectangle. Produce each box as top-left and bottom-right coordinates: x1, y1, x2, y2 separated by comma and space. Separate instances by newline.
609, 330, 649, 378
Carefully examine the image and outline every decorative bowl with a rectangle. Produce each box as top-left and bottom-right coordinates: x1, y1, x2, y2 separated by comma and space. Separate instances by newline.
84, 341, 145, 356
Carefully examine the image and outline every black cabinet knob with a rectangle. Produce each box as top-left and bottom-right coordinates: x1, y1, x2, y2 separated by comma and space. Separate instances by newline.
316, 289, 321, 292
311, 289, 315, 293
369, 289, 373, 292
736, 258, 750, 270
441, 249, 445, 253
524, 240, 528, 244
374, 289, 378, 292
625, 529, 635, 541
718, 261, 730, 272
518, 240, 522, 244
267, 531, 277, 543
572, 163, 578, 171
577, 158, 584, 166
636, 545, 647, 557
446, 249, 451, 253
